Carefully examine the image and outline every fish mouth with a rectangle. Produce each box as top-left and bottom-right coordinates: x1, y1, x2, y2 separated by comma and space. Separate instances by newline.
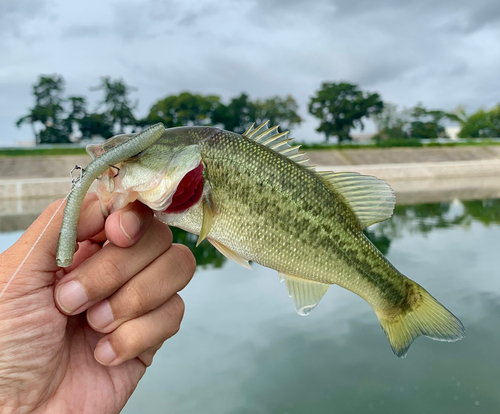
164, 163, 204, 213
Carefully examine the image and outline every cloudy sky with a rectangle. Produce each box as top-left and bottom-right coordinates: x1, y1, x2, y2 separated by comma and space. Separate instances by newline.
1, 0, 499, 146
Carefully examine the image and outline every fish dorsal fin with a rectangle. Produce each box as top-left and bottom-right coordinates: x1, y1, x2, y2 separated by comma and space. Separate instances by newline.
244, 122, 314, 170
280, 273, 330, 316
208, 238, 252, 270
320, 171, 396, 228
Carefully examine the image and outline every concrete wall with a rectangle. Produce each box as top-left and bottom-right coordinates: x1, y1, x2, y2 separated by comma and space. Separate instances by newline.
0, 146, 499, 213
0, 155, 90, 179
307, 145, 500, 166
1, 146, 499, 180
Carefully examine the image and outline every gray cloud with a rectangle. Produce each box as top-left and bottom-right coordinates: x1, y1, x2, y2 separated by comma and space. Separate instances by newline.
63, 24, 110, 38
0, 0, 47, 37
62, 0, 221, 41
1, 0, 499, 146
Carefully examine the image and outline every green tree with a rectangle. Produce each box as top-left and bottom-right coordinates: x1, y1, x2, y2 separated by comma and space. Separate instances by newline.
62, 95, 115, 140
254, 95, 302, 131
170, 228, 225, 268
146, 92, 221, 128
372, 103, 409, 141
213, 93, 257, 133
63, 96, 87, 138
308, 82, 384, 143
16, 75, 69, 144
79, 113, 114, 139
408, 103, 451, 139
91, 77, 137, 134
454, 105, 500, 138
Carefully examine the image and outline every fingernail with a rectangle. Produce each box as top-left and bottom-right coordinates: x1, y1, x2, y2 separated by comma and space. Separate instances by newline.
57, 280, 88, 313
120, 211, 140, 241
88, 300, 114, 329
95, 341, 117, 365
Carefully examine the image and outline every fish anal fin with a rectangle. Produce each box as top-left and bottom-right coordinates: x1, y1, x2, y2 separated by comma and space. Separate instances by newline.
208, 238, 251, 270
281, 273, 330, 316
320, 172, 396, 228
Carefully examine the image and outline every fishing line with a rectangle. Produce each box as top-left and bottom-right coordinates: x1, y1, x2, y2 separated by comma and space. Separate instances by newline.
0, 183, 75, 301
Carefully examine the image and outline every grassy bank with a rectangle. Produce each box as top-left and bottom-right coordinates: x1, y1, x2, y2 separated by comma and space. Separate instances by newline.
0, 148, 88, 157
1, 139, 500, 157
300, 139, 500, 150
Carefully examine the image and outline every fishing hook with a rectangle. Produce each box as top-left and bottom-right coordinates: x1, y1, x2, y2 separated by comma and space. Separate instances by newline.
109, 165, 121, 178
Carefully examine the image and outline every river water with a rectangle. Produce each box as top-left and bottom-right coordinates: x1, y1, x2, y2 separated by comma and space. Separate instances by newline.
1, 197, 499, 414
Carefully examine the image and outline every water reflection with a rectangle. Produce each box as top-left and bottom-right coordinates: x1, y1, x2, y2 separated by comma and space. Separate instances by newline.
171, 227, 225, 268
365, 199, 500, 254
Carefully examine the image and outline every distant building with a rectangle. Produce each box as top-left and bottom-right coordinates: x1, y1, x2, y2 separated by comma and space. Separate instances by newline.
351, 133, 376, 143
445, 126, 460, 140
15, 139, 36, 147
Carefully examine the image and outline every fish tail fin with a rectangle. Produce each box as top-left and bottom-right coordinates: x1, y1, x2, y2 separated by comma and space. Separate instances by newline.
376, 282, 465, 358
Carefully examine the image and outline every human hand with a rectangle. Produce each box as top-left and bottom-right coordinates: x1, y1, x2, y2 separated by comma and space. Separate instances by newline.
0, 193, 196, 414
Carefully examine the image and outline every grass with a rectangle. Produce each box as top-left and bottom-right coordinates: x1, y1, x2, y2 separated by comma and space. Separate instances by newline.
0, 147, 88, 157
299, 139, 500, 150
0, 139, 499, 157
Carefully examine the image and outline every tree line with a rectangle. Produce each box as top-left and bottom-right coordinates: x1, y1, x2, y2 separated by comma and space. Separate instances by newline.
16, 74, 500, 145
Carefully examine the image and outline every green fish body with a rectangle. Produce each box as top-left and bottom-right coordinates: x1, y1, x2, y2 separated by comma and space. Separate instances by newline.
89, 123, 465, 357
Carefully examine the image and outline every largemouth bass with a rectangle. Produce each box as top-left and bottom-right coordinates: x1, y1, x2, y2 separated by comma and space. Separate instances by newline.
85, 122, 465, 357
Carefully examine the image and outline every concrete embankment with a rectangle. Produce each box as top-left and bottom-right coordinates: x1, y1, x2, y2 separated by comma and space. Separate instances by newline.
307, 146, 500, 205
0, 146, 499, 231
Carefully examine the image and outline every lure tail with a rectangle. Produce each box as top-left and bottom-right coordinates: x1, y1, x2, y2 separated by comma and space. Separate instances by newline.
377, 281, 465, 357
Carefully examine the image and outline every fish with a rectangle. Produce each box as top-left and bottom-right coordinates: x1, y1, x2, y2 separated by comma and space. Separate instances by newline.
80, 122, 465, 357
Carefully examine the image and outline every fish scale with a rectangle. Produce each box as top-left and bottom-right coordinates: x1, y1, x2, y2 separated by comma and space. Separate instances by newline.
201, 131, 395, 297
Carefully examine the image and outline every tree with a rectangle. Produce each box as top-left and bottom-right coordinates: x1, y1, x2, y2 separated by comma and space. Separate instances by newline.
79, 113, 114, 139
213, 93, 257, 133
63, 96, 87, 138
146, 92, 221, 128
254, 95, 302, 131
372, 103, 409, 141
308, 82, 384, 143
408, 103, 450, 139
453, 105, 500, 138
91, 77, 137, 134
16, 75, 69, 144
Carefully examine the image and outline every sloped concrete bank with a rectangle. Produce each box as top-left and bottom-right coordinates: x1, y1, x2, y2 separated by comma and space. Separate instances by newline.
316, 160, 500, 205
0, 147, 499, 229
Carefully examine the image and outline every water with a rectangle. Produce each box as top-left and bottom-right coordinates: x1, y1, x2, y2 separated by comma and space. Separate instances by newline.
1, 198, 499, 413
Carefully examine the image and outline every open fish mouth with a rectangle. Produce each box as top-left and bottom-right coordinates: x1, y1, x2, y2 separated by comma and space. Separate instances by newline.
164, 163, 204, 213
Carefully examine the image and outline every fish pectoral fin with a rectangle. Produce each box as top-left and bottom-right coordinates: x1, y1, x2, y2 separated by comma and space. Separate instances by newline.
196, 194, 215, 247
208, 238, 252, 270
281, 273, 330, 316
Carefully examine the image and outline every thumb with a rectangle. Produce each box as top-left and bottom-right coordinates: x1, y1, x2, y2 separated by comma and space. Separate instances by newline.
0, 193, 105, 299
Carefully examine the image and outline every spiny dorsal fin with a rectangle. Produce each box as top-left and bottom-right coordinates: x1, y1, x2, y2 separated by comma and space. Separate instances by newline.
244, 122, 314, 170
280, 273, 330, 316
320, 171, 396, 228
